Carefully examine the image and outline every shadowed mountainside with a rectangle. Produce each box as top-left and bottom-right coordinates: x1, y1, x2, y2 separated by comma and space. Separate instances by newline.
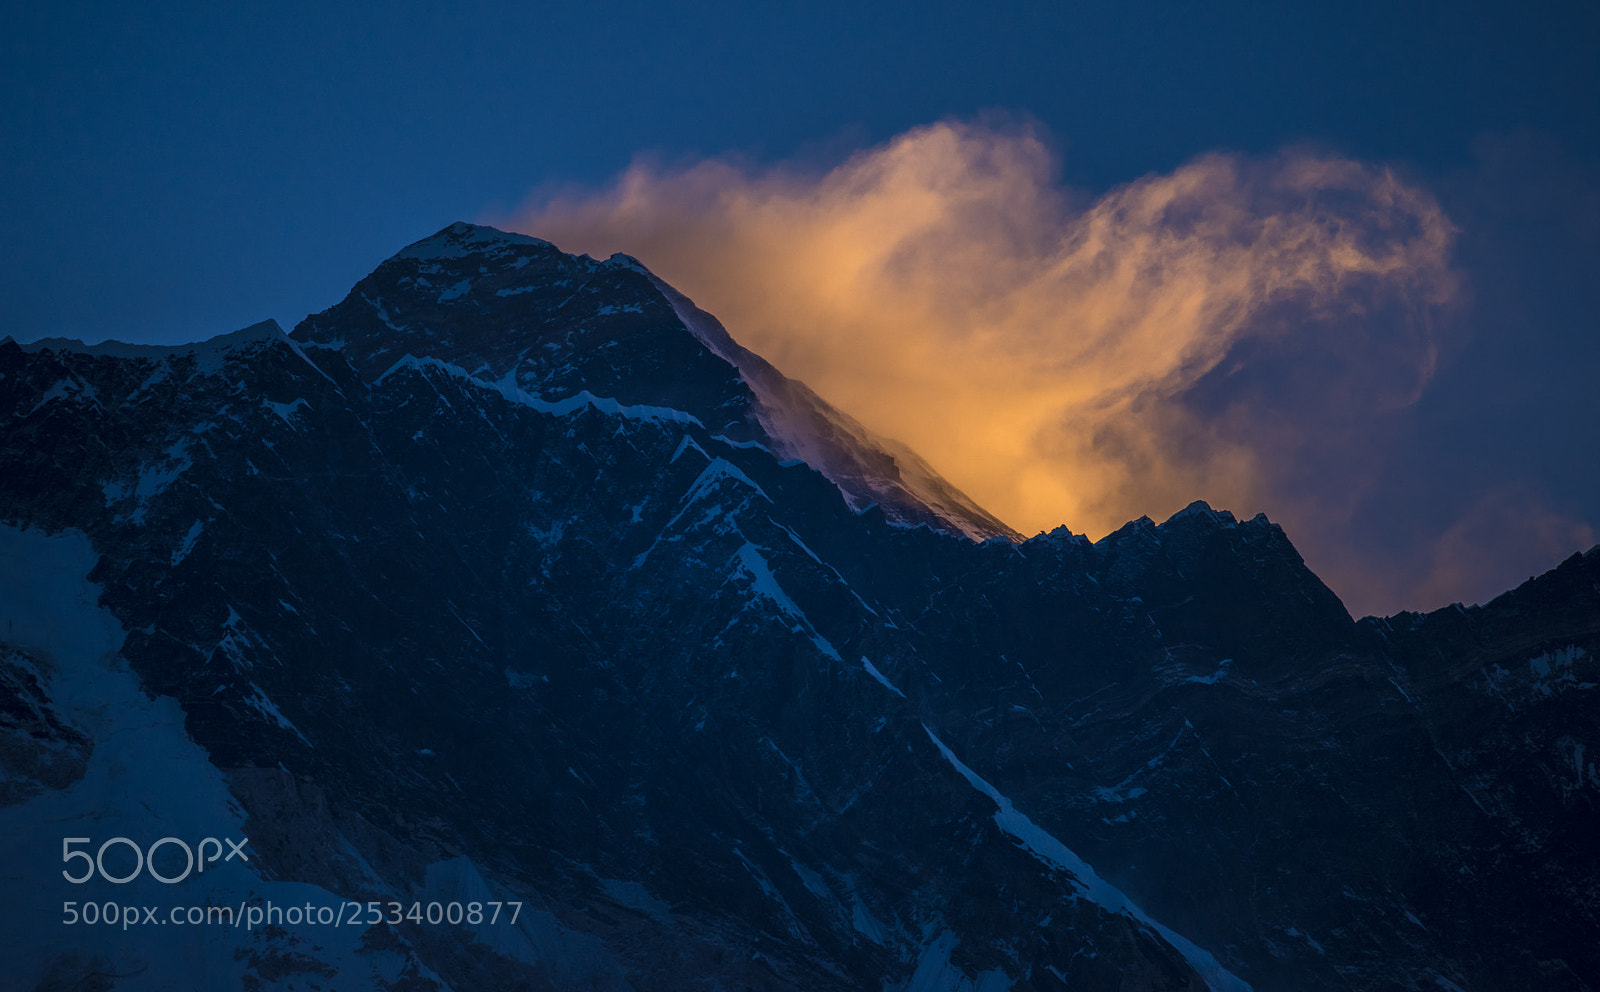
0, 223, 1595, 992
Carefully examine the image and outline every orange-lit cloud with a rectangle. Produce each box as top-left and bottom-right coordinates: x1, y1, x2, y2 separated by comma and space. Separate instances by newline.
498, 120, 1500, 614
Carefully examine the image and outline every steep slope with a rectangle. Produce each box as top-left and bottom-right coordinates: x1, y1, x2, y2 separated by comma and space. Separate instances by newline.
0, 223, 1595, 992
645, 274, 1019, 542
291, 221, 1016, 541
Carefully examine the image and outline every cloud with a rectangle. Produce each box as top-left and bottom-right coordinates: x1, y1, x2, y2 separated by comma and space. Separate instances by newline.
1409, 486, 1594, 613
499, 119, 1486, 614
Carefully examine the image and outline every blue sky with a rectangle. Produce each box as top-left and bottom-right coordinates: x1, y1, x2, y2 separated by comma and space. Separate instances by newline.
5, 1, 1593, 344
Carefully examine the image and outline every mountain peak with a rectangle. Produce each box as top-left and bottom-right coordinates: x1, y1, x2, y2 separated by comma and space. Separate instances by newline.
292, 226, 1021, 542
290, 222, 734, 415
392, 221, 555, 261
1164, 499, 1236, 527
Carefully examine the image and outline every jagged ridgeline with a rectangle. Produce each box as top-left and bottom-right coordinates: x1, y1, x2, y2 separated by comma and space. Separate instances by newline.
1, 223, 1596, 992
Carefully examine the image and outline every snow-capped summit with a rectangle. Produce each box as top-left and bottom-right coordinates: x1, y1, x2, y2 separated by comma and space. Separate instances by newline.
294, 222, 1017, 540
391, 219, 556, 260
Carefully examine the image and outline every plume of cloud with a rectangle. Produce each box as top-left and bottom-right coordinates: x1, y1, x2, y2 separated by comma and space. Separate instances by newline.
501, 120, 1486, 613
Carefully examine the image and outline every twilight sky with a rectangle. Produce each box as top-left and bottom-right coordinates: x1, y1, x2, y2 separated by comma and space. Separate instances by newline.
4, 1, 1597, 617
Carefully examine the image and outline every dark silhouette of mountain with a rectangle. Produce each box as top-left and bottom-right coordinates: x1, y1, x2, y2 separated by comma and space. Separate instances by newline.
0, 223, 1595, 992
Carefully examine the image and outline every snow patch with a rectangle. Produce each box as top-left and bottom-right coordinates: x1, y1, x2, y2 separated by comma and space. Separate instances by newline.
887, 930, 1012, 992
171, 520, 204, 566
103, 440, 194, 524
788, 859, 831, 902
438, 278, 473, 302
671, 435, 709, 464
853, 899, 889, 945
862, 657, 906, 699
732, 543, 841, 661
243, 683, 312, 748
922, 725, 1251, 992
262, 396, 309, 426
1527, 645, 1592, 695
0, 525, 390, 991
374, 354, 703, 427
17, 376, 98, 418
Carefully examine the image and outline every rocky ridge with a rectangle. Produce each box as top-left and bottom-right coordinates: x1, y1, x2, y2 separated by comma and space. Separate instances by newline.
0, 223, 1595, 992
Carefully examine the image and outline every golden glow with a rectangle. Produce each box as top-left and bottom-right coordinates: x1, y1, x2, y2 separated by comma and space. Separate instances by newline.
500, 120, 1495, 613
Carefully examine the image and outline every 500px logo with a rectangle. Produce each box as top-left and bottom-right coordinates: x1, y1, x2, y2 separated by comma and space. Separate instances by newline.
62, 837, 250, 884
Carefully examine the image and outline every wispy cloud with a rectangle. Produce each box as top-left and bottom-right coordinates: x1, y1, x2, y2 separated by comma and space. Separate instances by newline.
497, 119, 1575, 615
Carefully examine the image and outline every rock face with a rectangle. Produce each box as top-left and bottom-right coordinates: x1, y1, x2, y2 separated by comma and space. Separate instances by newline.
0, 222, 1595, 992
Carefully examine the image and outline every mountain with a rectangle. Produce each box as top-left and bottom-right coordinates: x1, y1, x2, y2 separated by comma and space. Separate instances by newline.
287, 222, 1016, 541
1, 222, 1596, 992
